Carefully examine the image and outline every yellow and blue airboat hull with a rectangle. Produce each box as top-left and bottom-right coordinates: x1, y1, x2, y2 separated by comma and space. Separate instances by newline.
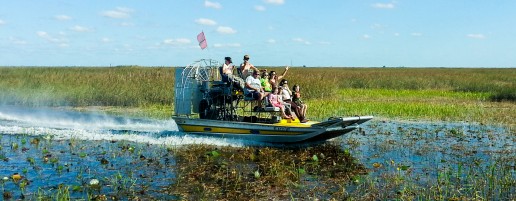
174, 116, 373, 143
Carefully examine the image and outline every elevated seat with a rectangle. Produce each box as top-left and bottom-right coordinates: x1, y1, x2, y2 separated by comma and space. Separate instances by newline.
263, 106, 280, 112
211, 80, 228, 87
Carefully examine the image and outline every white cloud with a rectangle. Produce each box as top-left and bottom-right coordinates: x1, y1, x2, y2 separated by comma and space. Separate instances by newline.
213, 43, 241, 48
195, 18, 217, 26
265, 0, 285, 5
163, 38, 192, 45
467, 33, 485, 39
267, 39, 276, 44
205, 1, 222, 9
371, 23, 386, 30
102, 7, 133, 19
217, 26, 237, 34
36, 31, 68, 46
0, 19, 5, 25
362, 34, 371, 39
394, 33, 400, 36
292, 38, 311, 45
120, 22, 134, 27
372, 3, 395, 9
255, 5, 266, 11
9, 37, 27, 45
101, 37, 111, 43
319, 41, 331, 45
411, 32, 423, 37
55, 15, 72, 21
70, 25, 92, 32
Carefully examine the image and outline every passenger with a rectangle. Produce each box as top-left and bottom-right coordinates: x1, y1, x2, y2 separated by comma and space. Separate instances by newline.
260, 70, 272, 93
240, 54, 259, 79
268, 86, 292, 119
268, 65, 290, 89
279, 79, 307, 123
245, 70, 265, 104
292, 84, 308, 120
221, 57, 245, 90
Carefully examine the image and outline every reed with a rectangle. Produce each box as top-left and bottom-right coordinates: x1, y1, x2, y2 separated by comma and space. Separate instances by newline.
0, 67, 174, 107
1, 67, 514, 125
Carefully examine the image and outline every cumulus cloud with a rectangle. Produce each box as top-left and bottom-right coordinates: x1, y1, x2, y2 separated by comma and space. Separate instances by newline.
372, 3, 395, 9
255, 5, 266, 11
467, 33, 485, 39
9, 37, 27, 45
371, 23, 386, 30
292, 38, 311, 45
70, 25, 92, 32
101, 37, 111, 43
102, 7, 133, 19
217, 26, 237, 34
55, 15, 72, 21
162, 38, 192, 46
265, 0, 285, 5
205, 1, 222, 9
0, 19, 5, 25
213, 43, 241, 48
195, 18, 217, 26
362, 34, 371, 39
267, 39, 276, 44
120, 22, 134, 27
36, 31, 68, 46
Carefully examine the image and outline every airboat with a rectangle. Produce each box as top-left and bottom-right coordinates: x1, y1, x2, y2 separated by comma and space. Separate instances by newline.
173, 59, 373, 143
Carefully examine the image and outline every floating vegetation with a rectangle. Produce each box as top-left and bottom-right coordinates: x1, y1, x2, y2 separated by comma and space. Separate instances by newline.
0, 118, 515, 200
168, 143, 366, 200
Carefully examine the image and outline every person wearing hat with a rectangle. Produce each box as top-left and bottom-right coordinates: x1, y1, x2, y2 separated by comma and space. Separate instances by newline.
222, 56, 245, 90
244, 70, 265, 103
240, 54, 259, 79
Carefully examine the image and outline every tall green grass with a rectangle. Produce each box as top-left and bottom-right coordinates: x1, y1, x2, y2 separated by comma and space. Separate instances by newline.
279, 67, 515, 102
1, 67, 514, 124
0, 67, 174, 107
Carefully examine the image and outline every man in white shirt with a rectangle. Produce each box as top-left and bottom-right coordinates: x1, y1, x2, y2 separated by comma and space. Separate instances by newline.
245, 70, 264, 101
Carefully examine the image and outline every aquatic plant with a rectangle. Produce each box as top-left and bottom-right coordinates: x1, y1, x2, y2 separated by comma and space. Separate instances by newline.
169, 143, 367, 200
0, 67, 514, 124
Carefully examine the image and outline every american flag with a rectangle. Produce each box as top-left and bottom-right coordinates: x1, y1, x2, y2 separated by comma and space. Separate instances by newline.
197, 31, 207, 50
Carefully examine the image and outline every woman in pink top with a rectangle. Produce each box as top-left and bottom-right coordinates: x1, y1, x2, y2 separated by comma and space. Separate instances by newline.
268, 87, 292, 119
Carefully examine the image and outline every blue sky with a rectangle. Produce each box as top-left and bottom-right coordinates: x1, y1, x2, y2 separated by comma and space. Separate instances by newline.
1, 0, 515, 67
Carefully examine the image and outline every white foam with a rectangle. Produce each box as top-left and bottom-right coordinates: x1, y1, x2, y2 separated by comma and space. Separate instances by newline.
0, 108, 178, 131
0, 106, 248, 147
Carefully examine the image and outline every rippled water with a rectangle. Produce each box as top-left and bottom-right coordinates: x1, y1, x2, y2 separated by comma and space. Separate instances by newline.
0, 106, 514, 199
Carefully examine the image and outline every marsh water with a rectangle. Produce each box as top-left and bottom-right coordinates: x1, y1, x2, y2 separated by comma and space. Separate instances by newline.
0, 106, 514, 199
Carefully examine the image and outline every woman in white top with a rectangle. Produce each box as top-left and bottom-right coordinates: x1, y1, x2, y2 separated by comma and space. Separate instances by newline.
221, 57, 245, 90
279, 79, 307, 123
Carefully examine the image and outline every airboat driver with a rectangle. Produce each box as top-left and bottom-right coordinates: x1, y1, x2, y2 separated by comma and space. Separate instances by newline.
240, 54, 259, 78
221, 56, 245, 90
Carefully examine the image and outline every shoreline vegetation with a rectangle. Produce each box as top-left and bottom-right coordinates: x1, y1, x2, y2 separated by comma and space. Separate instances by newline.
1, 67, 514, 200
0, 67, 514, 127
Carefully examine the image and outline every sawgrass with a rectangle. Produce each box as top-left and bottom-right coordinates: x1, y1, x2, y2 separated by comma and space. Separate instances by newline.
0, 67, 174, 107
0, 67, 514, 125
307, 88, 498, 123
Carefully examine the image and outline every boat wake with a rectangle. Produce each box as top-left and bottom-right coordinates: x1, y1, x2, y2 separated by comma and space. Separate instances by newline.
0, 106, 256, 147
